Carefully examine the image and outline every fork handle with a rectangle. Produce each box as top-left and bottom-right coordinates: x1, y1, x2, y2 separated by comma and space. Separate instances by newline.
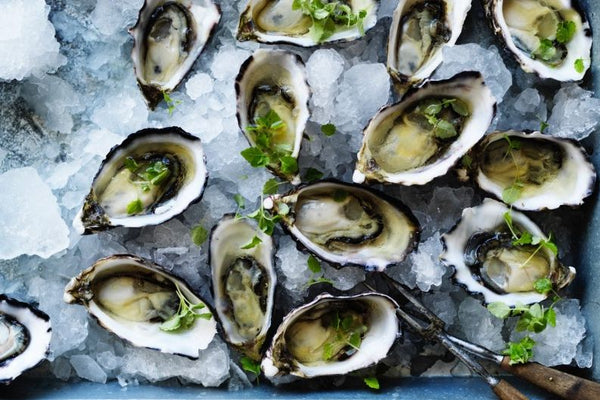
501, 356, 600, 400
492, 379, 529, 400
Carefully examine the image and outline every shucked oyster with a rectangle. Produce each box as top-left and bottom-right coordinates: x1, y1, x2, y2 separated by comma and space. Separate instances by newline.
0, 295, 51, 385
210, 215, 276, 360
387, 0, 471, 91
441, 198, 575, 305
237, 0, 378, 47
74, 127, 207, 234
468, 130, 596, 210
484, 0, 592, 80
236, 49, 310, 184
353, 72, 496, 186
264, 181, 419, 271
130, 0, 221, 109
64, 255, 216, 358
262, 293, 399, 380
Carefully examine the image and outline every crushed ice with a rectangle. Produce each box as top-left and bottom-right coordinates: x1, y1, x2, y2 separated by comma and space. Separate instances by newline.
0, 0, 597, 387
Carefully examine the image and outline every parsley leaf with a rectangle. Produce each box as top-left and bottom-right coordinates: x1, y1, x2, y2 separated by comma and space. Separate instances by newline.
321, 123, 337, 136
234, 194, 245, 210
487, 302, 511, 319
240, 356, 261, 382
262, 178, 280, 195
241, 235, 262, 250
574, 58, 585, 73
163, 91, 182, 116
556, 20, 576, 44
160, 285, 212, 332
126, 199, 143, 215
241, 147, 270, 168
536, 39, 556, 61
503, 336, 536, 365
292, 0, 369, 43
364, 376, 380, 390
307, 255, 322, 273
191, 225, 208, 246
304, 167, 324, 182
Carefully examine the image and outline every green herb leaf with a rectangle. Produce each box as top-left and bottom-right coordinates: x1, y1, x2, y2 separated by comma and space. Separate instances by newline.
294, 0, 369, 43
461, 154, 473, 169
450, 99, 470, 116
321, 123, 337, 136
556, 20, 576, 44
241, 147, 270, 168
536, 39, 556, 61
502, 182, 524, 204
503, 336, 535, 365
159, 314, 182, 331
241, 235, 262, 250
234, 194, 245, 209
191, 225, 208, 246
323, 342, 334, 360
163, 91, 182, 116
574, 58, 585, 73
542, 238, 558, 255
306, 276, 334, 287
364, 376, 380, 390
533, 278, 553, 295
124, 157, 139, 172
240, 356, 261, 381
304, 167, 324, 182
434, 119, 458, 139
263, 178, 280, 195
546, 307, 557, 327
307, 255, 322, 273
488, 302, 511, 319
539, 119, 549, 133
126, 199, 144, 215
348, 332, 362, 349
160, 285, 212, 333
423, 100, 443, 116
280, 155, 298, 175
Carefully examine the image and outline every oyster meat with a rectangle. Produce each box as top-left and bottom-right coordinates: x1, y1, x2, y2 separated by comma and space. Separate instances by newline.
0, 295, 51, 385
130, 0, 221, 109
64, 255, 216, 358
237, 0, 378, 46
484, 0, 592, 80
210, 215, 276, 360
353, 72, 496, 185
261, 293, 399, 380
387, 0, 472, 91
236, 49, 310, 184
441, 198, 576, 305
469, 130, 596, 210
264, 181, 420, 271
74, 127, 207, 234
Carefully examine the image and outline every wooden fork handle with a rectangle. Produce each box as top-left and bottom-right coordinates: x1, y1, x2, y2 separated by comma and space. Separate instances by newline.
501, 356, 600, 400
492, 379, 529, 400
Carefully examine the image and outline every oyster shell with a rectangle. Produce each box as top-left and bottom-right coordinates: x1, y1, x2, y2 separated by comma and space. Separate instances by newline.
0, 295, 51, 385
64, 254, 217, 358
264, 180, 420, 271
353, 72, 496, 186
484, 0, 592, 80
470, 130, 596, 210
440, 198, 576, 305
235, 49, 310, 184
130, 0, 221, 109
387, 0, 472, 91
261, 292, 399, 380
210, 215, 276, 360
74, 127, 207, 234
237, 0, 378, 46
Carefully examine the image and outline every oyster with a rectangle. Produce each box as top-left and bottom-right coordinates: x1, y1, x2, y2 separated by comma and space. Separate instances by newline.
387, 0, 471, 91
484, 0, 592, 80
130, 0, 221, 109
64, 255, 217, 358
236, 49, 310, 184
261, 293, 399, 380
74, 127, 207, 234
237, 0, 378, 46
353, 72, 496, 186
0, 295, 51, 385
469, 130, 596, 210
264, 181, 420, 271
441, 198, 576, 305
210, 215, 276, 360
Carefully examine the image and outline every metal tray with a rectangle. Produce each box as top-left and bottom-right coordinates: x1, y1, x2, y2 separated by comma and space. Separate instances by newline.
3, 0, 600, 398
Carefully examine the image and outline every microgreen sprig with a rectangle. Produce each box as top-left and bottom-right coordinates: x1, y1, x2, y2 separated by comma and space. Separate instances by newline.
305, 254, 333, 287
160, 285, 212, 332
292, 0, 368, 43
240, 356, 261, 383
